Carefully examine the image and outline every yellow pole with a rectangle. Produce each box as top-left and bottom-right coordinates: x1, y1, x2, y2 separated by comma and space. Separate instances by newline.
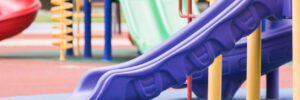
293, 0, 300, 99
208, 55, 222, 100
59, 0, 65, 61
246, 25, 261, 100
75, 0, 81, 56
207, 0, 222, 100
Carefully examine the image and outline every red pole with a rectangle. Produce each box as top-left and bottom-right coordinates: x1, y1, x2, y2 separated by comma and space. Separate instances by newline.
179, 0, 197, 18
178, 0, 196, 100
187, 0, 192, 99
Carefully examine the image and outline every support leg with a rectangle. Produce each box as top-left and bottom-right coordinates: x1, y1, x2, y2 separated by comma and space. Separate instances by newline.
84, 0, 92, 58
207, 0, 222, 100
116, 2, 122, 35
293, 0, 300, 99
103, 0, 112, 61
266, 69, 279, 99
246, 25, 262, 100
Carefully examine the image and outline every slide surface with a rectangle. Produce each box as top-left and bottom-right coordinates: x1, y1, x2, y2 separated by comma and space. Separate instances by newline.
69, 0, 286, 100
0, 0, 40, 41
120, 0, 199, 53
192, 19, 292, 98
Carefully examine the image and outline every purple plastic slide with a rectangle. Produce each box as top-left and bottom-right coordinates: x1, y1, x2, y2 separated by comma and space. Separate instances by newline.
192, 19, 292, 98
69, 0, 289, 99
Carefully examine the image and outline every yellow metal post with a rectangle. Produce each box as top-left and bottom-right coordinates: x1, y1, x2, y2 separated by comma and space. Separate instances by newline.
208, 55, 222, 100
75, 0, 81, 56
246, 25, 261, 100
207, 0, 222, 100
293, 0, 300, 99
59, 0, 65, 61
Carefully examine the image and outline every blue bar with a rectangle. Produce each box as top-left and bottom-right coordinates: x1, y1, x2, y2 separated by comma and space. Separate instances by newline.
103, 0, 112, 61
262, 19, 266, 32
266, 69, 279, 99
84, 0, 92, 58
66, 0, 74, 56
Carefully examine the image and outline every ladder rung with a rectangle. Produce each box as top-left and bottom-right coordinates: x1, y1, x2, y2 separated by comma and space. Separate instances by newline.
63, 44, 73, 49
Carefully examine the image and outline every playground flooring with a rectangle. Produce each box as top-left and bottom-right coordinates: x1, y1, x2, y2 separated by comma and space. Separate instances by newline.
0, 89, 294, 100
0, 23, 293, 99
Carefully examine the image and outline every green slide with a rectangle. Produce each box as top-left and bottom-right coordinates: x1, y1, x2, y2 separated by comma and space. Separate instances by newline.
119, 0, 200, 53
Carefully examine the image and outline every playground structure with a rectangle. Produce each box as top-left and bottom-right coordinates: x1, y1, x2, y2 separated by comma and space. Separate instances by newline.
191, 19, 292, 98
50, 0, 123, 61
0, 0, 300, 100
69, 0, 298, 100
51, 0, 74, 61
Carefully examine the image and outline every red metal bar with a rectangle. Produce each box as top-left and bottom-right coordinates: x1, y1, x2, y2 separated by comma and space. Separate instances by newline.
188, 0, 192, 20
178, 0, 197, 18
187, 0, 192, 100
187, 76, 192, 100
178, 0, 198, 100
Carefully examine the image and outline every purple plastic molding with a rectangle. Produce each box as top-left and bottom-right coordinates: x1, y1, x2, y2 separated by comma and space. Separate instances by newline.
192, 19, 292, 98
69, 0, 288, 99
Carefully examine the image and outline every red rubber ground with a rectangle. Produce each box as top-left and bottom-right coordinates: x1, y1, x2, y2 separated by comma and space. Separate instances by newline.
0, 31, 137, 97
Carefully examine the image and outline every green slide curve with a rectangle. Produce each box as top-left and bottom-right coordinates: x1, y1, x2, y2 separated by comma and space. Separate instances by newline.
119, 0, 200, 53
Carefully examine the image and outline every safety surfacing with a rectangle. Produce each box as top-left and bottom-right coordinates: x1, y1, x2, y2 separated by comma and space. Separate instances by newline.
0, 89, 293, 100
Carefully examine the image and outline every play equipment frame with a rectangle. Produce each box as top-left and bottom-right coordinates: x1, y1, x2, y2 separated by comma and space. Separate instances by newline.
83, 0, 116, 61
179, 0, 283, 100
